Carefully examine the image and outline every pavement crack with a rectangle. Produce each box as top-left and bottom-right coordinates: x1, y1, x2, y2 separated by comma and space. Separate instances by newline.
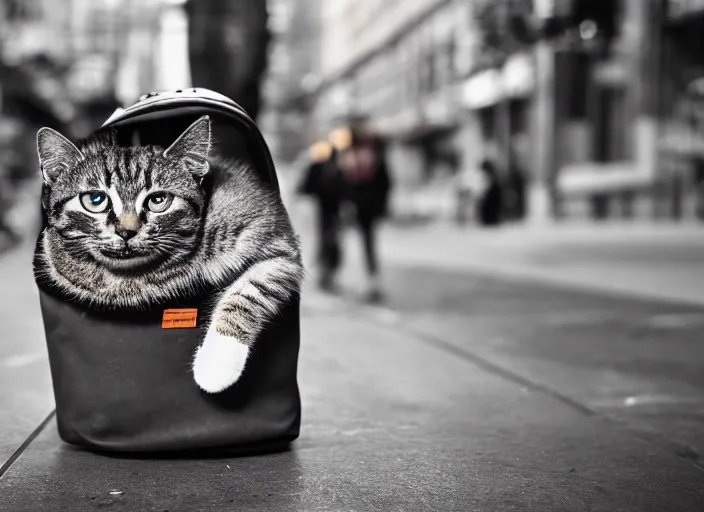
0, 410, 56, 480
366, 312, 599, 418
329, 298, 704, 470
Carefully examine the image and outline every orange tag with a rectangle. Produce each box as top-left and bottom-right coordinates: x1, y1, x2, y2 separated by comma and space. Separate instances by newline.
162, 308, 198, 329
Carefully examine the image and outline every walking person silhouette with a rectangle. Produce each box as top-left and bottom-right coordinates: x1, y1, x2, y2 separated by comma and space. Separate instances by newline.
338, 122, 392, 303
297, 141, 347, 292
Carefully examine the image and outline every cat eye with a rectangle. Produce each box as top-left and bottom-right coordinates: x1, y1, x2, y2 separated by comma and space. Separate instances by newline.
146, 193, 173, 213
80, 191, 109, 213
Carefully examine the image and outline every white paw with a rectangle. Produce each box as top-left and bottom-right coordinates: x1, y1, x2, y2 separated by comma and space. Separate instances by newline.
192, 330, 250, 393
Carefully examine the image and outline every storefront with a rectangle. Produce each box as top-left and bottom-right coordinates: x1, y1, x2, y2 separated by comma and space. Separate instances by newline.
657, 2, 704, 219
461, 52, 535, 219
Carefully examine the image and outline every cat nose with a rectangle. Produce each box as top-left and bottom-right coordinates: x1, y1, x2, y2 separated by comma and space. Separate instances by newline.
115, 227, 138, 240
116, 213, 141, 240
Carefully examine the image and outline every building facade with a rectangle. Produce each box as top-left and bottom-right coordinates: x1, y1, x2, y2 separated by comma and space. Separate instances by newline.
312, 0, 481, 218
260, 0, 323, 164
1, 0, 186, 114
656, 0, 704, 220
309, 0, 704, 223
546, 0, 659, 220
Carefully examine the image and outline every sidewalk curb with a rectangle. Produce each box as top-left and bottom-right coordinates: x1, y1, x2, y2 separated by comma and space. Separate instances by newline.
375, 220, 704, 308
388, 257, 704, 308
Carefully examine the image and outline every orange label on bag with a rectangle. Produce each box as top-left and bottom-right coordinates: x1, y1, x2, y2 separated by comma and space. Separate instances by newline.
162, 308, 198, 329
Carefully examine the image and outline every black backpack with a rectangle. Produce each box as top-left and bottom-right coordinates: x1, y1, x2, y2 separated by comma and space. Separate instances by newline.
35, 89, 301, 454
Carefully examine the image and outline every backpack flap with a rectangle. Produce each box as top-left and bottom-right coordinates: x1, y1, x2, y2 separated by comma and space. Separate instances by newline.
103, 88, 280, 193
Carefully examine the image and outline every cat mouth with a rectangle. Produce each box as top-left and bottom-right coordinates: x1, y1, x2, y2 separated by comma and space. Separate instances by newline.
96, 247, 164, 271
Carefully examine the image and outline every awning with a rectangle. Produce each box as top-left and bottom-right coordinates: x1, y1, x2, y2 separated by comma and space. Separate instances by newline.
667, 0, 704, 22
372, 107, 423, 139
462, 68, 503, 109
461, 53, 535, 109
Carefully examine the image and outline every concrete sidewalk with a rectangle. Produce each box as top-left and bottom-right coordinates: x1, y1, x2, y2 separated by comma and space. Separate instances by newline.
0, 243, 54, 470
2, 219, 704, 510
2, 288, 704, 511
372, 220, 704, 307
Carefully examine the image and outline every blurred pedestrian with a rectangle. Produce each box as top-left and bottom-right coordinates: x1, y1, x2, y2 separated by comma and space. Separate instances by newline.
339, 123, 392, 303
505, 137, 527, 221
506, 159, 526, 221
455, 166, 482, 226
0, 117, 28, 249
0, 170, 21, 250
695, 158, 704, 221
297, 140, 347, 292
477, 158, 503, 227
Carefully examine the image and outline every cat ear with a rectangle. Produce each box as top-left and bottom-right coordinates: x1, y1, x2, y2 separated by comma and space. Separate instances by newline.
36, 128, 85, 184
164, 115, 212, 177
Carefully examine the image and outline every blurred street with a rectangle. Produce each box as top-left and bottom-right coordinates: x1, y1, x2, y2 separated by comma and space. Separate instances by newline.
288, 193, 704, 456
2, 209, 704, 509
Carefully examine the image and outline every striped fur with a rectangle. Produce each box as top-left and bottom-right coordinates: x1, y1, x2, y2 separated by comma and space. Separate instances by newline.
34, 116, 303, 393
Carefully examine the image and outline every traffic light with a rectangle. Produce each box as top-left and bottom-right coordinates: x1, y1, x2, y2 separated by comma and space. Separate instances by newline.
538, 0, 619, 43
569, 0, 618, 42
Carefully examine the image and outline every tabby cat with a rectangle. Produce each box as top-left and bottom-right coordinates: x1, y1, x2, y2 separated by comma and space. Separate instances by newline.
34, 116, 303, 393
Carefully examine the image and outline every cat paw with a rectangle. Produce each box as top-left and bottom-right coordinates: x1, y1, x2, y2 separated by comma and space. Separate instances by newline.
192, 330, 249, 393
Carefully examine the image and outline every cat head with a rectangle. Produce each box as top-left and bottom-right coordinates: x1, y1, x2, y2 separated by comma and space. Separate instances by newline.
37, 115, 212, 274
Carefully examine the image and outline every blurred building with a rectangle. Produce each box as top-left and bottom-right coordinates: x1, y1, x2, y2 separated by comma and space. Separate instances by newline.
0, 0, 190, 136
304, 0, 704, 224
186, 0, 269, 122
260, 0, 322, 165
70, 0, 192, 134
547, 0, 660, 221
0, 0, 75, 119
657, 1, 704, 221
541, 0, 704, 222
311, 0, 480, 219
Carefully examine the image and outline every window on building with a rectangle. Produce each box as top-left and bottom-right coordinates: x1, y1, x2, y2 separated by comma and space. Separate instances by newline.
594, 85, 629, 162
420, 49, 436, 94
567, 51, 591, 120
478, 106, 496, 142
3, 0, 41, 21
447, 35, 457, 82
509, 98, 529, 136
407, 38, 421, 102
